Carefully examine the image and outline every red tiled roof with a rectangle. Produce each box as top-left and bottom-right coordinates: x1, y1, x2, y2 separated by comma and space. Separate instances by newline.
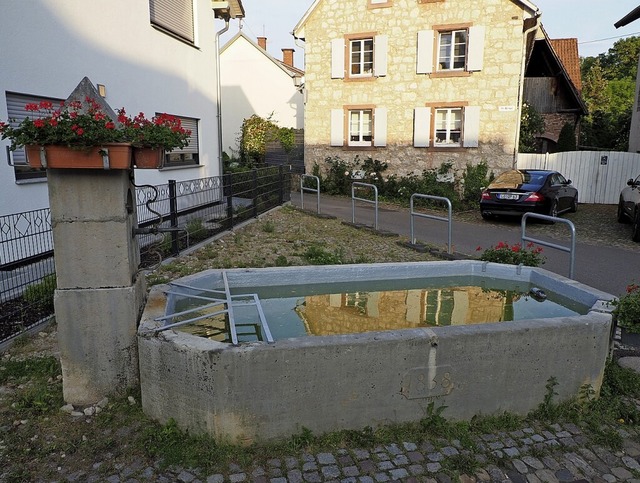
550, 38, 582, 91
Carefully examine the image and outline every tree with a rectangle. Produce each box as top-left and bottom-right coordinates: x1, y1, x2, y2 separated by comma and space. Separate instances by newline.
580, 37, 640, 151
519, 103, 544, 153
556, 123, 576, 152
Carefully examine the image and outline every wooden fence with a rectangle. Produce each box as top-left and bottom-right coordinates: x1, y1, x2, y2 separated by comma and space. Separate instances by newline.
517, 151, 640, 205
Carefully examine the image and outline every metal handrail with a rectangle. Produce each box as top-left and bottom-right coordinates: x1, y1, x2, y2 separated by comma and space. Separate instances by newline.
410, 194, 453, 254
521, 213, 576, 279
351, 182, 379, 230
155, 274, 275, 345
300, 174, 320, 213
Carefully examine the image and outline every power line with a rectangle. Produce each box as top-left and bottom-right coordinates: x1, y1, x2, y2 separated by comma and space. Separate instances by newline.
579, 31, 640, 45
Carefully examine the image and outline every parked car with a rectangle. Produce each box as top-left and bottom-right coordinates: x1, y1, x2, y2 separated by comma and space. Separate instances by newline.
617, 174, 640, 242
480, 169, 578, 220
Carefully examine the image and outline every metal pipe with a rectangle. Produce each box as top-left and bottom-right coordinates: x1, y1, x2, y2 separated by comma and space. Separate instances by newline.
215, 18, 230, 175
513, 9, 541, 167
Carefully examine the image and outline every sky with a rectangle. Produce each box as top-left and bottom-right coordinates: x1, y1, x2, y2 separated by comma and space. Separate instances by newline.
222, 0, 640, 67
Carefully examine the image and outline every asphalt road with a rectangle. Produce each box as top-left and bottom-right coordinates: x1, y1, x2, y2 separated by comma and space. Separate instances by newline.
291, 192, 640, 298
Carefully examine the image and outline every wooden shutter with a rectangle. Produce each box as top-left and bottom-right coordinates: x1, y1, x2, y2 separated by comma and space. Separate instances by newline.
331, 39, 345, 79
416, 30, 434, 74
330, 109, 344, 146
374, 35, 388, 77
413, 107, 431, 147
373, 108, 387, 147
467, 26, 485, 72
463, 106, 480, 147
149, 0, 195, 43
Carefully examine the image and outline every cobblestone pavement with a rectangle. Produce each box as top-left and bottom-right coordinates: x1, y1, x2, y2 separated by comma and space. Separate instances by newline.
51, 420, 640, 482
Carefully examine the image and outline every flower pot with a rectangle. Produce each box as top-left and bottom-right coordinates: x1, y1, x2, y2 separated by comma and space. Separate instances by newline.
25, 144, 132, 170
133, 147, 165, 169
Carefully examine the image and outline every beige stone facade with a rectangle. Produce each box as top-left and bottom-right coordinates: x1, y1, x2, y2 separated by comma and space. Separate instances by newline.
295, 0, 539, 177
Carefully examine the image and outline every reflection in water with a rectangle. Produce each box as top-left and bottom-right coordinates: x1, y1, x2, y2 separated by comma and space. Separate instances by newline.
298, 287, 529, 336
175, 285, 581, 342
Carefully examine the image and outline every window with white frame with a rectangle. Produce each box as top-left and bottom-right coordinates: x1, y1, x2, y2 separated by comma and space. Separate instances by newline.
434, 108, 462, 146
330, 107, 387, 148
149, 0, 195, 44
413, 105, 480, 148
163, 115, 199, 166
331, 35, 388, 79
350, 38, 374, 77
416, 26, 485, 75
438, 30, 467, 71
349, 109, 373, 146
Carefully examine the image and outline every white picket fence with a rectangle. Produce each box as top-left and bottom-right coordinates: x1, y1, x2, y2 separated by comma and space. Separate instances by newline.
517, 151, 640, 205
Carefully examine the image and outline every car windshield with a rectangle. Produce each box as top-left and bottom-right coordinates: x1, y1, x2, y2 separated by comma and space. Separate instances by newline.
490, 171, 545, 189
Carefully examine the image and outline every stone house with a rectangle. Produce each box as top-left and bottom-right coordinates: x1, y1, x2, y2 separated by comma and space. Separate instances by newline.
292, 0, 542, 177
220, 32, 304, 157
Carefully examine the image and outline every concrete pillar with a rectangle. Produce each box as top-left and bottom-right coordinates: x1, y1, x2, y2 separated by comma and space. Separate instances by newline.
48, 168, 144, 405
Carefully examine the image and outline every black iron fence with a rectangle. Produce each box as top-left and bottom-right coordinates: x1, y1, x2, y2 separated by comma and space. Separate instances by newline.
0, 166, 292, 344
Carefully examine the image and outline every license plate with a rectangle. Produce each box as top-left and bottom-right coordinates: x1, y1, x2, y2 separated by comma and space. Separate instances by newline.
497, 193, 519, 200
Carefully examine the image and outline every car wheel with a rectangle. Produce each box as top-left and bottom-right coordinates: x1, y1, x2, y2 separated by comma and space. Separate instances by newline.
569, 195, 578, 213
633, 209, 640, 242
544, 199, 558, 224
618, 200, 629, 224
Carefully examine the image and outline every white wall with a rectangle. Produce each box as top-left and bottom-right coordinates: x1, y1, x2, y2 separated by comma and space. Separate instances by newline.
0, 0, 231, 216
518, 151, 640, 204
220, 34, 303, 156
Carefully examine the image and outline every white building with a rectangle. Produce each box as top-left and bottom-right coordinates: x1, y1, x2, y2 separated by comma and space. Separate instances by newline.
220, 32, 304, 157
0, 0, 244, 216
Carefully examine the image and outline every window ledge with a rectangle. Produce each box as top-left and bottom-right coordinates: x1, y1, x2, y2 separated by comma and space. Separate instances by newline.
158, 163, 203, 172
15, 176, 47, 185
430, 71, 471, 78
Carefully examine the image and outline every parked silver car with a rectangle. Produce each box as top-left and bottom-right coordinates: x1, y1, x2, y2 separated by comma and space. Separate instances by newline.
617, 174, 640, 242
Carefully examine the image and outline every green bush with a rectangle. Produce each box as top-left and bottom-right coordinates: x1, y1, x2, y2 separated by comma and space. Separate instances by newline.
23, 274, 56, 310
613, 283, 640, 333
312, 156, 493, 211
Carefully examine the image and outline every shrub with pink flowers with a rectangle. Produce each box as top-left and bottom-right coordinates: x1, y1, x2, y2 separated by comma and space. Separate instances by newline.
613, 283, 640, 333
476, 241, 545, 267
0, 98, 190, 152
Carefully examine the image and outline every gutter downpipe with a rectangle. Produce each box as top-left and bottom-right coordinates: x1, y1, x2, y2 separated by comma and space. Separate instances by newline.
513, 10, 541, 168
215, 18, 230, 175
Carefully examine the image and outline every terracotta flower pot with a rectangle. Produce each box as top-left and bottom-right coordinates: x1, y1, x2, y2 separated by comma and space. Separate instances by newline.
133, 147, 165, 169
25, 144, 132, 170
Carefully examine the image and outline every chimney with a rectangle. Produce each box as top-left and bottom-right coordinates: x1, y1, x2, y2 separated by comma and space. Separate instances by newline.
257, 37, 267, 50
282, 48, 295, 68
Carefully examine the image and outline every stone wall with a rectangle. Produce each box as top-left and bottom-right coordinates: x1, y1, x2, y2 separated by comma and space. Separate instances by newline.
301, 0, 536, 177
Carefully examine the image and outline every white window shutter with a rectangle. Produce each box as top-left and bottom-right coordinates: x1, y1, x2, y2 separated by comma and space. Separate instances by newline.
467, 26, 485, 72
413, 107, 431, 147
331, 38, 345, 79
330, 109, 344, 146
374, 35, 388, 77
463, 106, 480, 147
374, 108, 387, 146
416, 30, 434, 74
